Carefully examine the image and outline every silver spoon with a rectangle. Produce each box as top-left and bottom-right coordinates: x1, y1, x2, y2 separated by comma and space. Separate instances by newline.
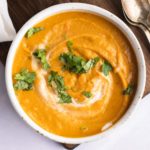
121, 0, 150, 31
122, 0, 150, 44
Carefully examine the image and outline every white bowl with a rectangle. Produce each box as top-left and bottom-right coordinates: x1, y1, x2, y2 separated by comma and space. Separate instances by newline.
5, 3, 146, 144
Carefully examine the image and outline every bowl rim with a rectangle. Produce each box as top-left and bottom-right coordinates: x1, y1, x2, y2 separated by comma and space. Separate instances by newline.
5, 3, 146, 144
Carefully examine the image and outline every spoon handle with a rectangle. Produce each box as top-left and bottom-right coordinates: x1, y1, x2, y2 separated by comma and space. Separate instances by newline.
140, 25, 150, 44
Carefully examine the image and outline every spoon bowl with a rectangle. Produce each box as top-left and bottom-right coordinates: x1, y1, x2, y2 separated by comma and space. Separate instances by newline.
122, 0, 150, 44
121, 0, 150, 31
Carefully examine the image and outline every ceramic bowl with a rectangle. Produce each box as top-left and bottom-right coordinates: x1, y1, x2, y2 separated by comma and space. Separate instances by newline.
5, 3, 146, 144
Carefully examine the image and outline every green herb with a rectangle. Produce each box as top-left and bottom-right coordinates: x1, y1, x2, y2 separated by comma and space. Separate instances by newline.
82, 91, 92, 98
59, 52, 100, 74
66, 40, 73, 52
48, 71, 72, 103
25, 27, 44, 38
13, 69, 36, 90
80, 126, 87, 131
93, 57, 100, 65
33, 49, 50, 70
48, 71, 66, 91
58, 91, 72, 103
123, 84, 134, 95
102, 60, 112, 76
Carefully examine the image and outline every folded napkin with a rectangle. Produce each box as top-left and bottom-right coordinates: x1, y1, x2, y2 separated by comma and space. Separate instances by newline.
0, 0, 16, 42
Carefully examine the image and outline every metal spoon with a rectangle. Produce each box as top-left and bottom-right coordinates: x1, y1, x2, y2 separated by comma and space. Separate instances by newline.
121, 0, 150, 31
121, 0, 150, 44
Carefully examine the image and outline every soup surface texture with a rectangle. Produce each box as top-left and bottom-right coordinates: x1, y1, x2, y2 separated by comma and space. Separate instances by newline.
12, 12, 137, 137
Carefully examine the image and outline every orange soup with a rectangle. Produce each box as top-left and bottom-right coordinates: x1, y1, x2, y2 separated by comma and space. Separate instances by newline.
12, 12, 137, 137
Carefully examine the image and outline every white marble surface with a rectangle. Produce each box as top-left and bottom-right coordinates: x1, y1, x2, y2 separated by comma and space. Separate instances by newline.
0, 61, 150, 150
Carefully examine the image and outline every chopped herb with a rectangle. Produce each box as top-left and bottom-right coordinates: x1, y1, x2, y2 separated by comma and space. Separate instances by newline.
82, 91, 92, 98
33, 49, 50, 70
80, 126, 87, 131
102, 60, 112, 76
25, 27, 44, 38
48, 71, 66, 91
93, 57, 100, 65
13, 68, 36, 90
66, 40, 73, 52
48, 71, 72, 103
123, 84, 134, 95
58, 91, 72, 103
59, 52, 100, 74
14, 81, 31, 90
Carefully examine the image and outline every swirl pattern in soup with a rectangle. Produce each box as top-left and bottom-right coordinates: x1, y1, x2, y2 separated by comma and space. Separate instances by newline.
12, 12, 137, 137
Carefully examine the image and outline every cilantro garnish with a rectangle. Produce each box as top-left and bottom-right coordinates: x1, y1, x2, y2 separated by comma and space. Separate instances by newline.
102, 60, 112, 76
123, 84, 134, 95
59, 52, 100, 74
48, 71, 72, 103
82, 91, 92, 98
66, 40, 73, 52
13, 69, 36, 90
33, 49, 50, 70
25, 27, 44, 38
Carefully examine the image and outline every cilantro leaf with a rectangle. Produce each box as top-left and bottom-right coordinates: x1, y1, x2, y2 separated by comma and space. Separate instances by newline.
82, 91, 92, 98
25, 27, 44, 38
123, 84, 134, 95
48, 71, 66, 91
48, 71, 72, 103
66, 40, 73, 52
93, 57, 100, 64
13, 69, 36, 90
14, 81, 32, 90
102, 61, 112, 76
33, 49, 50, 70
83, 57, 100, 71
80, 126, 87, 131
14, 69, 35, 83
58, 91, 72, 104
59, 52, 99, 74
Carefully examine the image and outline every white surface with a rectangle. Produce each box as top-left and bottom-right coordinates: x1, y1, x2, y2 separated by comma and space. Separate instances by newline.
0, 62, 63, 150
1, 62, 150, 150
0, 0, 16, 42
77, 94, 150, 150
